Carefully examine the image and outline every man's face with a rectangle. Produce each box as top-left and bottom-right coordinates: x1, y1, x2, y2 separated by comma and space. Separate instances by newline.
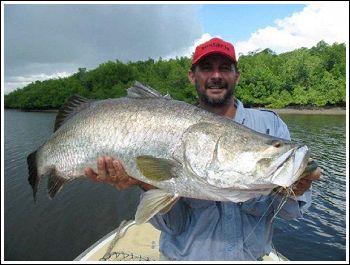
188, 54, 239, 106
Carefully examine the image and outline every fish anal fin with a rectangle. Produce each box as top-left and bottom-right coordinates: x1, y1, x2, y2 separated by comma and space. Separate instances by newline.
159, 197, 180, 214
135, 189, 179, 224
136, 155, 180, 181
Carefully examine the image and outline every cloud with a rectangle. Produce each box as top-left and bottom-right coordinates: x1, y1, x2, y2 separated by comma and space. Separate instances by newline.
5, 72, 72, 94
4, 4, 202, 94
234, 3, 349, 56
4, 3, 348, 95
164, 32, 214, 60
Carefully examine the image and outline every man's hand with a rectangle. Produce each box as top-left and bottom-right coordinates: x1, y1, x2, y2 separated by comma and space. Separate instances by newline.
291, 166, 321, 196
84, 156, 154, 190
275, 159, 321, 197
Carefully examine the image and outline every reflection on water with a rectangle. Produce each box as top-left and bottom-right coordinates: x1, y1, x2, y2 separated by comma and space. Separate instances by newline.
4, 110, 347, 261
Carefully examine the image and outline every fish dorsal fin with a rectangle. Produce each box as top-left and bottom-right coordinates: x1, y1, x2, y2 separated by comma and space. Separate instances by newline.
127, 81, 168, 99
135, 189, 179, 224
136, 155, 181, 181
54, 94, 91, 131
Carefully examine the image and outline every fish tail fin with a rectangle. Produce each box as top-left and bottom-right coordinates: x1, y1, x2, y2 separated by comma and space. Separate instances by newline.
27, 150, 39, 202
27, 150, 68, 201
48, 169, 69, 199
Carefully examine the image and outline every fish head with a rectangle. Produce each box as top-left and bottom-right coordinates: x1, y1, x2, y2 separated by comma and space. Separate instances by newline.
214, 132, 311, 189
252, 141, 311, 187
182, 122, 310, 189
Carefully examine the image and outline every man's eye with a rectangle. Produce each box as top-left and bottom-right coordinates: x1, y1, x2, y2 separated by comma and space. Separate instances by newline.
220, 66, 232, 72
201, 65, 212, 71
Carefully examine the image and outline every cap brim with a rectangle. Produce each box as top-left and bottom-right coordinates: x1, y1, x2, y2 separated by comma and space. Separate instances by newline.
192, 51, 236, 65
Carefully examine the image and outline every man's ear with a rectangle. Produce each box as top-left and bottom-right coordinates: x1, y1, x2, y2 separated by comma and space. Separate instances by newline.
188, 70, 195, 85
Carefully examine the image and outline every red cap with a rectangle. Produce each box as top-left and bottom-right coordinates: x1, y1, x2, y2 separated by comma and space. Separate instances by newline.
192, 37, 236, 65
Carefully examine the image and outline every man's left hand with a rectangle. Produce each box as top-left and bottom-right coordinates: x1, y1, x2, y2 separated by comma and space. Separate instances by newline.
291, 166, 321, 196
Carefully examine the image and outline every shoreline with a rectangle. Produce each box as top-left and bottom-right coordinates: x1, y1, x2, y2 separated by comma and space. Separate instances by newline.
5, 107, 347, 115
270, 107, 346, 115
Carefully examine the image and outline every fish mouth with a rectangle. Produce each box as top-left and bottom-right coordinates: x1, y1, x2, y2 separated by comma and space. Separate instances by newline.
267, 145, 310, 187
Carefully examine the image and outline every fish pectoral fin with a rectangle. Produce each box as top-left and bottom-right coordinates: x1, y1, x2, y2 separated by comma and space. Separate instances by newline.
136, 155, 180, 181
135, 189, 179, 224
47, 169, 69, 199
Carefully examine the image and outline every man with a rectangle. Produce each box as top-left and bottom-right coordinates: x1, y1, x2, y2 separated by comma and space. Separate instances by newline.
85, 37, 321, 260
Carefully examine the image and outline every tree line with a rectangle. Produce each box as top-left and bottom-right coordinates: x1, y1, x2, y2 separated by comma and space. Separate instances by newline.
4, 41, 346, 110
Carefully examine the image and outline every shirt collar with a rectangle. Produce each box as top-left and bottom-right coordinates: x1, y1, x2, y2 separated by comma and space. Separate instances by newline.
233, 98, 246, 124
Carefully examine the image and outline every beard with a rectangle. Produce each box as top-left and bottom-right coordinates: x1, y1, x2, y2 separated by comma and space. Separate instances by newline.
195, 79, 234, 107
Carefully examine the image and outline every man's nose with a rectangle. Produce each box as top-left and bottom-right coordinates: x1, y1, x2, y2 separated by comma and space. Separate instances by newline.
210, 68, 222, 79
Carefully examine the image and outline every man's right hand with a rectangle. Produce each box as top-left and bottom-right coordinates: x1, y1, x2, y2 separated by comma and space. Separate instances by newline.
84, 156, 154, 190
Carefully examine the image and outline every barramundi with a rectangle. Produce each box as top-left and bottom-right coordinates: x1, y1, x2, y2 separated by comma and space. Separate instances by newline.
27, 82, 313, 224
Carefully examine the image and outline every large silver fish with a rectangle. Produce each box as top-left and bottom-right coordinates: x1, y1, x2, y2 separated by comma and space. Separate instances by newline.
27, 82, 311, 224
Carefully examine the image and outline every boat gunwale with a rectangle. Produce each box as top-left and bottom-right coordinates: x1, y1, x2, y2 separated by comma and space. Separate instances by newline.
74, 227, 120, 261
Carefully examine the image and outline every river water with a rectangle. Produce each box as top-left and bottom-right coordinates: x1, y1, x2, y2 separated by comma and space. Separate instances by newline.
3, 110, 347, 261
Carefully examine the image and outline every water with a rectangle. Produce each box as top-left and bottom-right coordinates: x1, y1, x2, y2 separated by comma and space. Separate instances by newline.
4, 110, 141, 261
3, 110, 347, 261
273, 114, 347, 261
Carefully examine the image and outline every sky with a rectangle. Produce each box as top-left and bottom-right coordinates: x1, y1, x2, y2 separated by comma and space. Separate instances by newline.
2, 1, 349, 95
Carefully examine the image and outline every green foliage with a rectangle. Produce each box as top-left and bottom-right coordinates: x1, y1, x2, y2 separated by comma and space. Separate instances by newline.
4, 41, 346, 110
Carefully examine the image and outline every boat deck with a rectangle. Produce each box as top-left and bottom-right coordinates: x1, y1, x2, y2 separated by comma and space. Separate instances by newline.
75, 221, 288, 261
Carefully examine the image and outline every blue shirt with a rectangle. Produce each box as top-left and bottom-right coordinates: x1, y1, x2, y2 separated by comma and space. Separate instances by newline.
147, 99, 312, 261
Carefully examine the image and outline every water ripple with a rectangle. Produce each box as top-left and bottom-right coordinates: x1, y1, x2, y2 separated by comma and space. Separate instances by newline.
273, 114, 346, 261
